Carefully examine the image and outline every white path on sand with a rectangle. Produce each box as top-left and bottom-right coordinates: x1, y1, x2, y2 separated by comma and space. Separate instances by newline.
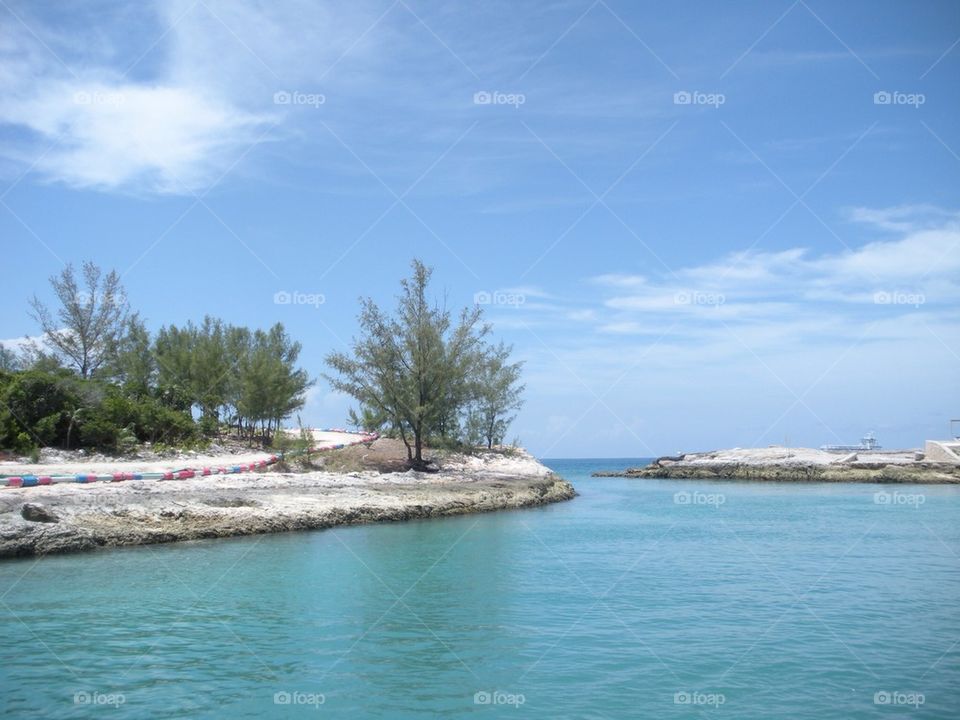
0, 429, 364, 477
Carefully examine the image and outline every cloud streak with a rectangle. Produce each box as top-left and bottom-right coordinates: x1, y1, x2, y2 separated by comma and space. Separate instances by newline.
590, 208, 960, 337
0, 0, 393, 194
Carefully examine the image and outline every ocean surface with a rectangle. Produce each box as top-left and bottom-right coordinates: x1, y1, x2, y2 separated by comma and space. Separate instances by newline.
2, 458, 958, 718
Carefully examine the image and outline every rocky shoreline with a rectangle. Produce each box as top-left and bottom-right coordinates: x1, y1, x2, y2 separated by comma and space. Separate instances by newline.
593, 446, 960, 483
0, 449, 575, 559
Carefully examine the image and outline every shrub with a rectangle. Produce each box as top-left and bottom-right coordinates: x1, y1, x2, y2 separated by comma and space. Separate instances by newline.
137, 399, 196, 445
0, 370, 80, 451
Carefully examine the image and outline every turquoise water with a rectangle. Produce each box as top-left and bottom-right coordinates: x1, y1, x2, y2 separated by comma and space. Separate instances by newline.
2, 458, 958, 718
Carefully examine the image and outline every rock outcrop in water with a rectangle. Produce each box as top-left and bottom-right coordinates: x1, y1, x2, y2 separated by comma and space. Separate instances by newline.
593, 446, 960, 483
0, 449, 575, 558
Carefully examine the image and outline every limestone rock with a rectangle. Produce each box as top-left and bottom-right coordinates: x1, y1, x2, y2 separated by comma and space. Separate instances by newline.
21, 503, 60, 523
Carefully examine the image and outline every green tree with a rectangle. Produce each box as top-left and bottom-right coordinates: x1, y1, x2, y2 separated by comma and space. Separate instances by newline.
236, 324, 311, 441
105, 314, 154, 399
0, 343, 20, 372
28, 261, 129, 378
224, 325, 252, 434
191, 317, 232, 432
325, 260, 490, 469
347, 403, 391, 435
153, 323, 195, 412
466, 343, 525, 449
0, 369, 82, 450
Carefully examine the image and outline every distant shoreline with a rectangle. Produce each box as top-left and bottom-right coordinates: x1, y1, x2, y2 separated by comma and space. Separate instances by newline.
593, 446, 960, 483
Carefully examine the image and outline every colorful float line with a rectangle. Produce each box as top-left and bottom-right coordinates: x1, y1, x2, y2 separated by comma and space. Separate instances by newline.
1, 430, 378, 488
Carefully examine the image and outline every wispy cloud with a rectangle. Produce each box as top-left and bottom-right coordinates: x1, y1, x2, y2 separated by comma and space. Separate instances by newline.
847, 204, 960, 233
591, 209, 959, 334
0, 0, 388, 194
1, 79, 271, 193
0, 0, 688, 197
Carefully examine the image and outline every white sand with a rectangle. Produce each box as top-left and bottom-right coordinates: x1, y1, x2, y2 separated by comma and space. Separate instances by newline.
0, 430, 365, 477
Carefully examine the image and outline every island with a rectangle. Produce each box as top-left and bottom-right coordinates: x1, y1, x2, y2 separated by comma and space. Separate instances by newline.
593, 442, 960, 483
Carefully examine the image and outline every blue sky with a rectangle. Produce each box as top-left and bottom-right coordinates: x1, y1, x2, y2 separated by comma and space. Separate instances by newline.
1, 0, 958, 457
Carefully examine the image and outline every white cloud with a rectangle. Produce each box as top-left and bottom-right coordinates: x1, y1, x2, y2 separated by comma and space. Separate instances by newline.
0, 0, 386, 194
816, 227, 960, 283
2, 80, 271, 193
590, 273, 648, 288
592, 212, 960, 327
496, 213, 959, 454
0, 334, 45, 354
847, 204, 960, 233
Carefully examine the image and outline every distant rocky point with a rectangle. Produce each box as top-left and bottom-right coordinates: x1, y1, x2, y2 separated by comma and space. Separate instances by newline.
593, 445, 960, 483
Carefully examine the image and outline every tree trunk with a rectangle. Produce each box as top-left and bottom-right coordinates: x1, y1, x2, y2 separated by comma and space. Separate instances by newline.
397, 423, 412, 460
412, 423, 428, 470
66, 416, 75, 450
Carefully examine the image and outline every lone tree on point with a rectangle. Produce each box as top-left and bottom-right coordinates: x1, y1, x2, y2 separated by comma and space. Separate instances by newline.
29, 261, 129, 378
325, 260, 523, 469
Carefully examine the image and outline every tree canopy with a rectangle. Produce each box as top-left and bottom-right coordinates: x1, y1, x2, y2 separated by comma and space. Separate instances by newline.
325, 260, 524, 467
28, 261, 129, 378
2, 262, 313, 453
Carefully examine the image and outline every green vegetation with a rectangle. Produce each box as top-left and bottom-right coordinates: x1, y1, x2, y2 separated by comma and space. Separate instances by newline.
0, 262, 312, 455
28, 260, 128, 379
325, 260, 524, 469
